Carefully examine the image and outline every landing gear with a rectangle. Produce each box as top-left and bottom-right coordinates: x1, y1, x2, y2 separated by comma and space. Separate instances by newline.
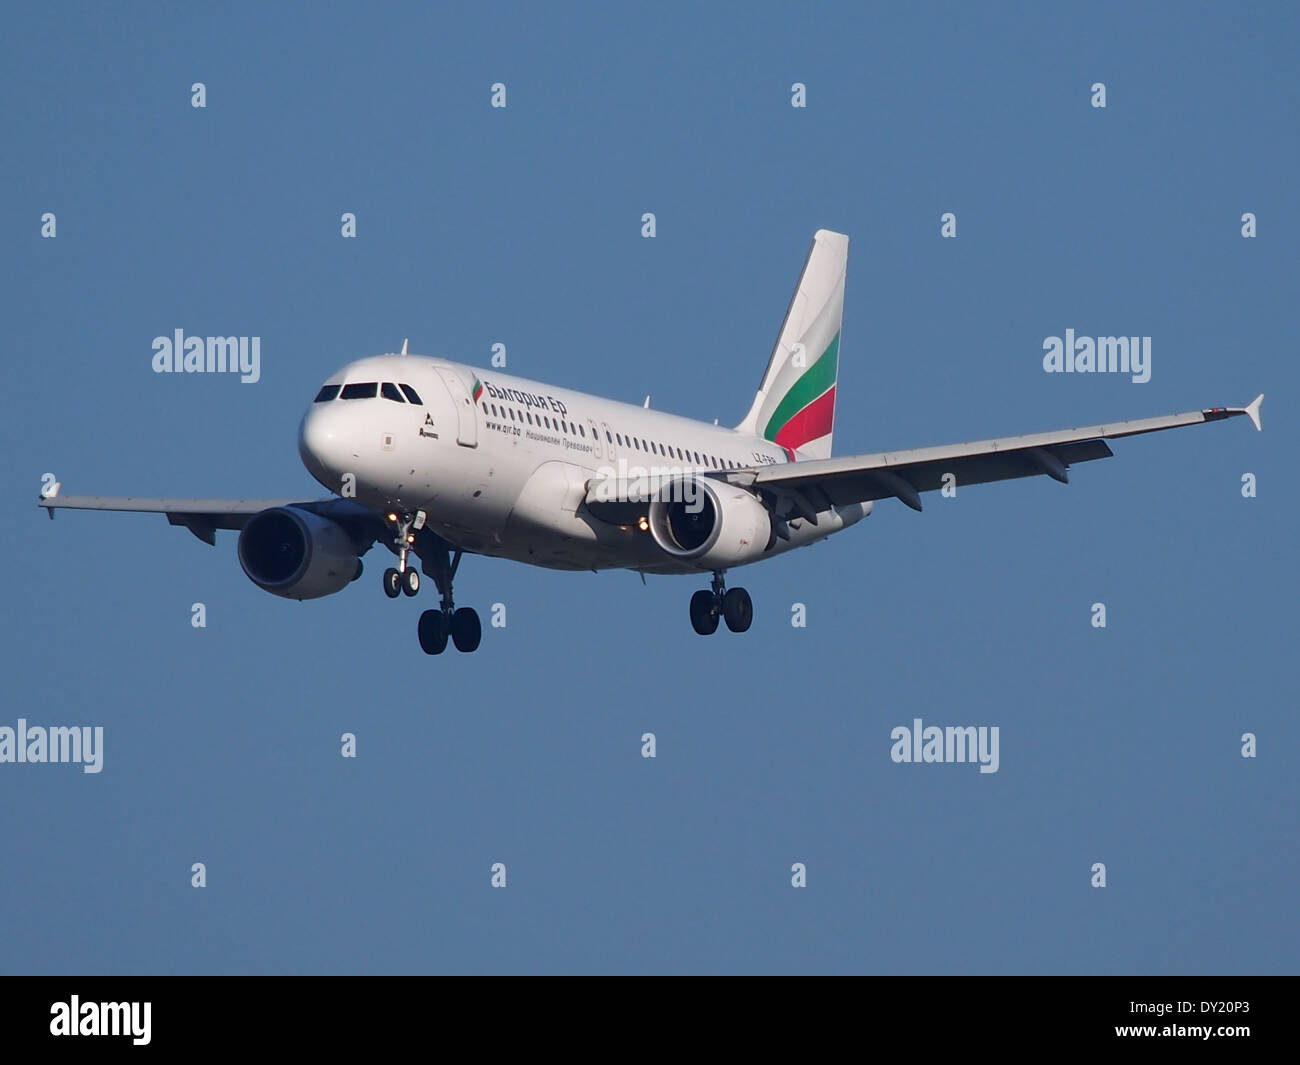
450, 607, 481, 653
416, 544, 482, 654
418, 606, 481, 654
722, 587, 753, 633
417, 609, 449, 654
689, 572, 753, 635
382, 514, 422, 598
690, 590, 719, 635
383, 564, 419, 598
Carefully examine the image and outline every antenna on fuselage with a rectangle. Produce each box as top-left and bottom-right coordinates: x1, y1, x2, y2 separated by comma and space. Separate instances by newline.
400, 338, 409, 355
643, 395, 650, 408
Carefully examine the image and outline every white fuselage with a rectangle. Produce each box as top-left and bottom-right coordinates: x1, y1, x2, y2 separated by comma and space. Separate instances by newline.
297, 354, 869, 574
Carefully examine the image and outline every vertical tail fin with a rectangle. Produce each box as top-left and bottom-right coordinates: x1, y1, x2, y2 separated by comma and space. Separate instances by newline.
735, 229, 847, 461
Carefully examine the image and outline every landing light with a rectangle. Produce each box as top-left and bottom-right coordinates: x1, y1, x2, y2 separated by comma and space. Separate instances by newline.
407, 534, 415, 543
637, 517, 649, 531
386, 512, 398, 523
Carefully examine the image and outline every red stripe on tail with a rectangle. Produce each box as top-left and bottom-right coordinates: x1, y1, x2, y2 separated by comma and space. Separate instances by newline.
773, 386, 835, 454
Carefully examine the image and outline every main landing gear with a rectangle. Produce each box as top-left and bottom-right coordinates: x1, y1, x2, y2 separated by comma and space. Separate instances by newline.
416, 545, 482, 655
689, 571, 752, 636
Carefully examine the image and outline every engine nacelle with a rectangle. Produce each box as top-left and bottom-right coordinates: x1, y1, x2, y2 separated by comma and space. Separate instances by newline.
237, 506, 361, 600
647, 477, 772, 569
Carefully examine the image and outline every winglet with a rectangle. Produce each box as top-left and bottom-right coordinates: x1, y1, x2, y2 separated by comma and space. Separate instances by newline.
1244, 393, 1264, 432
40, 480, 61, 519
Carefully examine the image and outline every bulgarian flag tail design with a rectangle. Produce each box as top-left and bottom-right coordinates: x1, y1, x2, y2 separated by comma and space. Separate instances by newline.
471, 378, 483, 403
735, 230, 848, 462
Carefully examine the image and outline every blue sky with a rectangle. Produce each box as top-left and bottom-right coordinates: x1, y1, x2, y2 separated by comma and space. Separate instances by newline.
1, 1, 1295, 973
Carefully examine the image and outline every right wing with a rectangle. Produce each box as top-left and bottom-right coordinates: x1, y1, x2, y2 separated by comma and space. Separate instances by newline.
732, 395, 1263, 514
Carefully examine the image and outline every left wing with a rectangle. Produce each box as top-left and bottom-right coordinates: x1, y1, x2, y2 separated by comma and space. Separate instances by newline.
37, 493, 386, 548
732, 395, 1263, 514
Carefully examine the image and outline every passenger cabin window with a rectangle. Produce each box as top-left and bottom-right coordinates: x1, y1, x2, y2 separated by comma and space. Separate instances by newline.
381, 382, 405, 402
398, 384, 423, 404
314, 385, 341, 402
340, 382, 378, 400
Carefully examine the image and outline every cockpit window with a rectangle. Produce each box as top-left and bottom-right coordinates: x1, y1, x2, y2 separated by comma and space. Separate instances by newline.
381, 382, 405, 402
398, 383, 423, 405
314, 384, 341, 403
340, 382, 378, 400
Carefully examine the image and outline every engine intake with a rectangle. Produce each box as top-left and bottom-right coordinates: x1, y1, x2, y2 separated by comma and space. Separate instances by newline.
237, 506, 361, 600
647, 478, 772, 569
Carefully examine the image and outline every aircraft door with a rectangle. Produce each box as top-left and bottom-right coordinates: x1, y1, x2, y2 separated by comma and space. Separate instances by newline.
434, 367, 478, 448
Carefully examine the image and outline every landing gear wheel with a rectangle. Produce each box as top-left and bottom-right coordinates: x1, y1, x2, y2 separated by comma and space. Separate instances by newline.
418, 610, 449, 655
722, 587, 753, 633
383, 567, 402, 598
450, 607, 482, 653
690, 589, 720, 636
401, 567, 420, 596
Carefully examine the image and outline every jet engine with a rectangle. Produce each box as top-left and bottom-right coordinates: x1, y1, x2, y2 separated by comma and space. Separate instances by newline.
647, 477, 773, 569
237, 506, 362, 600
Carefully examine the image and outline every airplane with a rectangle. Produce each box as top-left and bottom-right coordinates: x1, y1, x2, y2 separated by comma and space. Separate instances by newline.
38, 230, 1263, 655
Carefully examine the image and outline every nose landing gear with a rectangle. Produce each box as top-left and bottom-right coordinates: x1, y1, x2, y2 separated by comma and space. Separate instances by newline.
383, 566, 420, 598
382, 513, 421, 598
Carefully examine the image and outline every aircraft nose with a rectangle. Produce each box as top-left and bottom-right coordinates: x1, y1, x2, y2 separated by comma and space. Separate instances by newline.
298, 402, 355, 488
